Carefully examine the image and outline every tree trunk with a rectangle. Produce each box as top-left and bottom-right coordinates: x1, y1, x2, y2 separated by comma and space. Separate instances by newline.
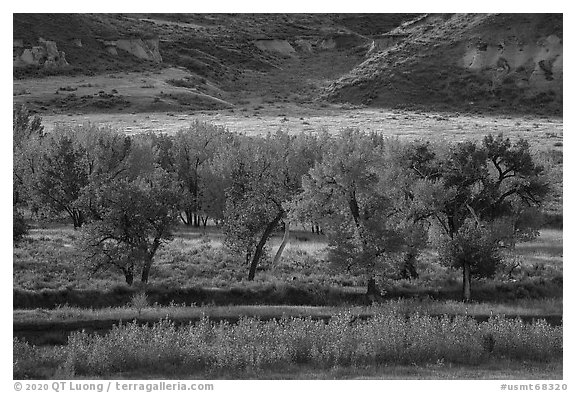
400, 251, 419, 280
141, 256, 153, 284
181, 210, 193, 226
463, 261, 472, 302
367, 278, 379, 295
248, 210, 283, 281
71, 209, 83, 229
141, 265, 151, 284
141, 241, 161, 284
348, 191, 361, 228
366, 277, 382, 303
272, 221, 290, 265
507, 261, 520, 280
202, 216, 209, 227
124, 269, 134, 286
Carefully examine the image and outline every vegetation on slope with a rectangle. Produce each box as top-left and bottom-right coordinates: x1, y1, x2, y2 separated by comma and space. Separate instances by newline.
325, 14, 563, 115
15, 14, 562, 114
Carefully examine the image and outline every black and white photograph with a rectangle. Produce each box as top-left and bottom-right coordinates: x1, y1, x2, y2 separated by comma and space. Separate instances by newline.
10, 10, 565, 384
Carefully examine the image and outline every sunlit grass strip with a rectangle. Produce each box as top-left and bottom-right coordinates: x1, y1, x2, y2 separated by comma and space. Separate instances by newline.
13, 297, 563, 324
14, 310, 562, 377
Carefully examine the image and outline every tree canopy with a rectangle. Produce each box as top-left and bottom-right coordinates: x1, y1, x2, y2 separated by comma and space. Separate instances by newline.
79, 169, 180, 285
13, 105, 553, 299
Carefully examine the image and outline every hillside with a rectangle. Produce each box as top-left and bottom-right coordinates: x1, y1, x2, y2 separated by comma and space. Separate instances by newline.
13, 13, 563, 115
15, 14, 419, 113
324, 14, 563, 115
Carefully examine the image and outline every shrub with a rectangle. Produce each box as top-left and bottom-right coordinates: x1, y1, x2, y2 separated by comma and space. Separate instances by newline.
13, 208, 28, 242
130, 292, 149, 316
166, 78, 197, 89
13, 338, 35, 378
13, 338, 66, 379
58, 86, 77, 92
42, 310, 562, 377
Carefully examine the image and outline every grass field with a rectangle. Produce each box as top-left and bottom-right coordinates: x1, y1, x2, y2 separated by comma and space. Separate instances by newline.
34, 98, 564, 144
13, 220, 562, 295
107, 360, 563, 379
13, 223, 563, 289
13, 298, 563, 325
15, 345, 563, 380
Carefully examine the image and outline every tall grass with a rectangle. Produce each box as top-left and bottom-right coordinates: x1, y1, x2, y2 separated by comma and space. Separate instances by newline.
14, 310, 562, 378
13, 297, 563, 325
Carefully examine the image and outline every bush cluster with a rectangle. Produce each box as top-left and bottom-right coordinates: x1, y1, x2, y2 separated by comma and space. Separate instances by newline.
14, 310, 562, 378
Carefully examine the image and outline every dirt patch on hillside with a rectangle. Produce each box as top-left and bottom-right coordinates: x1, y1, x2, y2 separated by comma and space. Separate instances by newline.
116, 38, 162, 62
254, 39, 296, 56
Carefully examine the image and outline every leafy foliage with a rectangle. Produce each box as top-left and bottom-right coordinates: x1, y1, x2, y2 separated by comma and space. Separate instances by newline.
13, 104, 44, 150
222, 131, 316, 279
296, 130, 427, 292
169, 121, 233, 226
12, 109, 552, 301
15, 124, 133, 227
79, 170, 181, 285
13, 208, 28, 242
14, 310, 561, 378
405, 134, 550, 299
437, 219, 506, 278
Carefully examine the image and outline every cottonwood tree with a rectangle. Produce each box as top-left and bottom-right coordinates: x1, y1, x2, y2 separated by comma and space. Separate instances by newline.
296, 129, 415, 297
13, 105, 44, 150
272, 131, 324, 262
200, 165, 229, 226
371, 138, 433, 280
124, 132, 159, 179
223, 131, 314, 280
436, 218, 513, 290
74, 126, 133, 221
13, 105, 44, 237
13, 208, 28, 242
16, 124, 132, 228
24, 126, 89, 228
170, 121, 232, 227
405, 134, 549, 301
146, 132, 174, 172
79, 169, 180, 285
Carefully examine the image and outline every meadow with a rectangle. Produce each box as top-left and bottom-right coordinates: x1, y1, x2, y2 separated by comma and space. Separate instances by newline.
13, 223, 563, 307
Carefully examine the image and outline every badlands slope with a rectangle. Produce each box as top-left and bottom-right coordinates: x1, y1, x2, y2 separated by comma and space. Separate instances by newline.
324, 14, 562, 114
